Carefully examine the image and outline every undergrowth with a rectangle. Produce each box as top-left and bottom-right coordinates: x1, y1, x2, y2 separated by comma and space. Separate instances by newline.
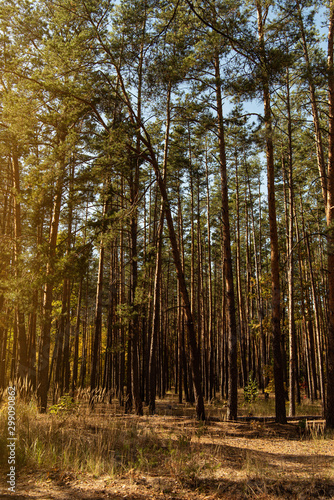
0, 393, 332, 500
0, 398, 214, 479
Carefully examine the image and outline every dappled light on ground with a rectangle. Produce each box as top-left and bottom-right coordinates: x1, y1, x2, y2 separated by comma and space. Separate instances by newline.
0, 395, 333, 499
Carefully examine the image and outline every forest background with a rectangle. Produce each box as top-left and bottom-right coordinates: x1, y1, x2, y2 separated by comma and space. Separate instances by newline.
1, 0, 334, 430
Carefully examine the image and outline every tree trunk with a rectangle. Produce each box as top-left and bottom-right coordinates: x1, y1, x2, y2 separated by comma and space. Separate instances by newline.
113, 56, 205, 420
27, 289, 38, 391
326, 0, 334, 428
62, 165, 74, 394
62, 278, 71, 394
256, 0, 286, 424
118, 175, 125, 406
72, 276, 83, 396
305, 232, 325, 408
214, 52, 238, 420
246, 171, 266, 390
177, 181, 184, 403
53, 279, 69, 396
285, 65, 296, 417
205, 146, 214, 401
148, 82, 171, 414
89, 203, 106, 408
235, 153, 247, 387
11, 150, 28, 386
103, 237, 116, 397
145, 147, 205, 419
296, 0, 327, 212
38, 158, 65, 413
0, 308, 9, 390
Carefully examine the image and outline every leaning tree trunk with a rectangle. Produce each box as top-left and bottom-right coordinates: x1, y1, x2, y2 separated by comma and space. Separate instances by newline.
145, 146, 205, 419
148, 82, 171, 415
112, 59, 205, 420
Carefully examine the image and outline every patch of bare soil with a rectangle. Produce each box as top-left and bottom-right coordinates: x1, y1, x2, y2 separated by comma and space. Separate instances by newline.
1, 402, 333, 499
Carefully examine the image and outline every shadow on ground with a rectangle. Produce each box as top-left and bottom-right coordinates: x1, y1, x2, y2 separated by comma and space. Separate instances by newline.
1, 474, 334, 499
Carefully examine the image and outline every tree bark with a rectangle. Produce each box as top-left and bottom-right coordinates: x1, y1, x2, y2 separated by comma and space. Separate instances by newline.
72, 276, 83, 396
38, 156, 65, 413
296, 0, 327, 213
89, 200, 106, 408
305, 233, 325, 408
11, 150, 28, 386
111, 55, 205, 420
214, 52, 238, 420
235, 153, 247, 387
281, 63, 297, 416
326, 0, 334, 428
205, 146, 214, 401
256, 0, 286, 424
148, 82, 171, 414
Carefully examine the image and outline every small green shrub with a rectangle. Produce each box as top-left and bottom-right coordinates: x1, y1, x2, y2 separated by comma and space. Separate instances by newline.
244, 374, 259, 403
49, 395, 79, 416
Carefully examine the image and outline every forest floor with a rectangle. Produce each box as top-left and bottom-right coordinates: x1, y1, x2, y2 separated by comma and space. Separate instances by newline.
0, 393, 334, 499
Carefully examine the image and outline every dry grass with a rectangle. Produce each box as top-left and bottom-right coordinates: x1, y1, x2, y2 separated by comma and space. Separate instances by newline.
0, 392, 333, 499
